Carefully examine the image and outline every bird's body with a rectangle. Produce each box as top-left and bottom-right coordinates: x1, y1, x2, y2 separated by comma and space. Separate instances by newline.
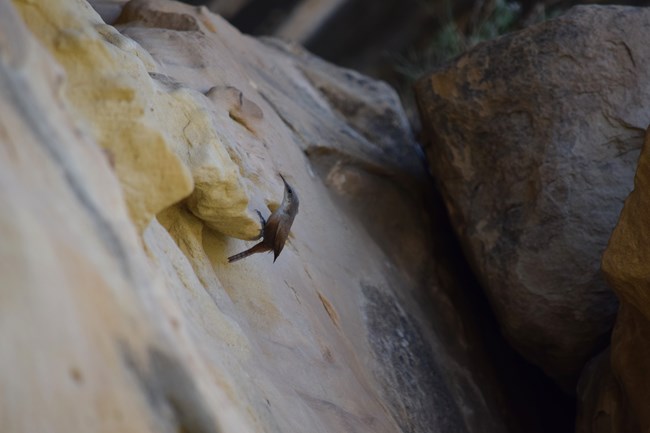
228, 175, 299, 263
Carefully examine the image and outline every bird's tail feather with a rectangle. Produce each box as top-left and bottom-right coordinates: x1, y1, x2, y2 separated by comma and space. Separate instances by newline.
228, 242, 267, 263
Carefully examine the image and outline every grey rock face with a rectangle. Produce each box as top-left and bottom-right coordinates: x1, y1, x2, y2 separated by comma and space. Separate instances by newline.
362, 283, 466, 433
416, 5, 650, 383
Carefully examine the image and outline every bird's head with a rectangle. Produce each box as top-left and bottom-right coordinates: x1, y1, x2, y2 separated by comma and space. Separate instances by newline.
279, 174, 299, 208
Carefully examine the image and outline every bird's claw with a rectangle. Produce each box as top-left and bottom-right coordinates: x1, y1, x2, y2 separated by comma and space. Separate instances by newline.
254, 209, 266, 239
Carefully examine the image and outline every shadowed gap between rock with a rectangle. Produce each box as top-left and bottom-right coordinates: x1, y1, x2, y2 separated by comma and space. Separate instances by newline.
422, 166, 577, 433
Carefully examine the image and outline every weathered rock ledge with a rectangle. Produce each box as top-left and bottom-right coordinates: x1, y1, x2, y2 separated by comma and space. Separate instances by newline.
1, 0, 524, 432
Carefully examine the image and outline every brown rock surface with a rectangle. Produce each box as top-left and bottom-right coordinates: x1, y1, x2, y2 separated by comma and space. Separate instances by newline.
415, 5, 650, 383
1, 0, 527, 432
578, 127, 650, 433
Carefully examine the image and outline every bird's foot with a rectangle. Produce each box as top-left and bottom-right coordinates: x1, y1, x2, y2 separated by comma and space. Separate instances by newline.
254, 209, 266, 239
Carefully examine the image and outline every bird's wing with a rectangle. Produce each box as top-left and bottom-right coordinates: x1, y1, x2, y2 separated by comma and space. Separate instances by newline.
273, 223, 291, 262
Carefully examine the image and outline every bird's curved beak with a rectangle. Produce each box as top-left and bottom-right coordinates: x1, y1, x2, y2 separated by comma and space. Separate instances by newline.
279, 173, 288, 186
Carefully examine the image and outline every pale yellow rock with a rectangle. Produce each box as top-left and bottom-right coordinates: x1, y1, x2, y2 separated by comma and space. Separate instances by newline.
0, 1, 254, 432
14, 0, 259, 237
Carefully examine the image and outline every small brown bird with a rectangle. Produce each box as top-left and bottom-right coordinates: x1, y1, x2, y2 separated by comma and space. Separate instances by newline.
228, 174, 299, 263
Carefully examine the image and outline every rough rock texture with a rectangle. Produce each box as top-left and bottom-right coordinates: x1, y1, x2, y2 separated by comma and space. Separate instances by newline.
577, 128, 650, 433
2, 0, 525, 432
415, 5, 650, 383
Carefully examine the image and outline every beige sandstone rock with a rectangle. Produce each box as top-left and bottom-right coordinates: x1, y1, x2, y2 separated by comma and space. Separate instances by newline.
2, 0, 528, 432
416, 5, 650, 384
0, 1, 251, 432
16, 0, 262, 238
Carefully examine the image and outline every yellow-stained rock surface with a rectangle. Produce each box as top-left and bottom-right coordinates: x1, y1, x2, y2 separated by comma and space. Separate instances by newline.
2, 0, 525, 432
15, 0, 261, 236
578, 128, 650, 433
0, 1, 250, 431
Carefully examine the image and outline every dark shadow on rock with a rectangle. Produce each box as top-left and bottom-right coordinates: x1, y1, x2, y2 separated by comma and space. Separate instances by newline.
120, 342, 222, 433
362, 282, 467, 433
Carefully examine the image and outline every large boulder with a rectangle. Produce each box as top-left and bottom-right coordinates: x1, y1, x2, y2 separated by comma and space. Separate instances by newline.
415, 5, 650, 383
2, 0, 527, 432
